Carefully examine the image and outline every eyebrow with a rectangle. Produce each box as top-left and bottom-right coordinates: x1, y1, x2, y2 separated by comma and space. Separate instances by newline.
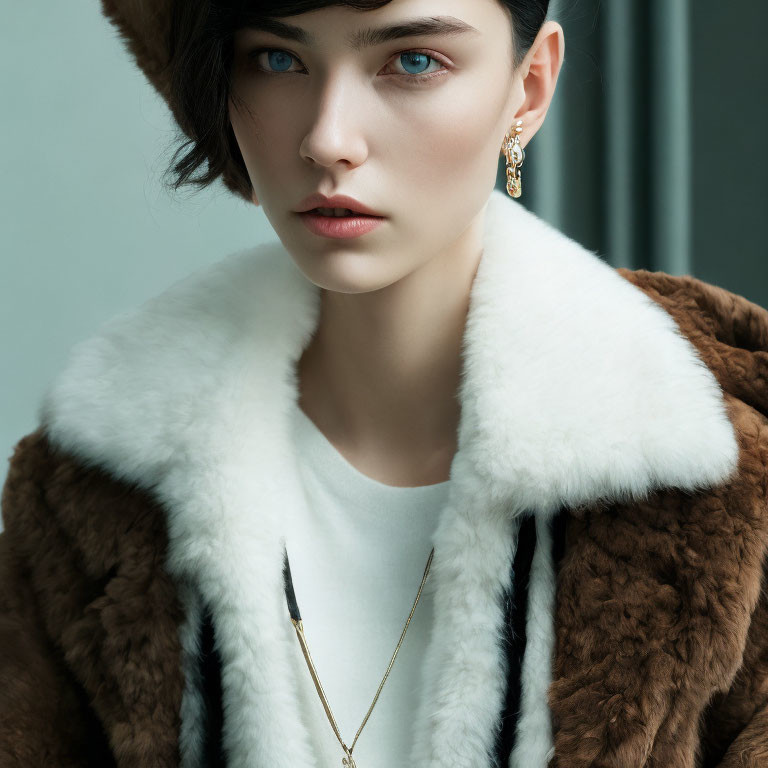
239, 15, 481, 51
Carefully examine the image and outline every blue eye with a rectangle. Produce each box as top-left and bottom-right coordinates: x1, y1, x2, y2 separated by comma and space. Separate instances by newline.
247, 47, 449, 85
399, 52, 432, 75
264, 50, 294, 73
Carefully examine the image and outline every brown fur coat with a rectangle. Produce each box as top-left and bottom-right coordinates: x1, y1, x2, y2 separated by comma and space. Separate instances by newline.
1, 191, 766, 767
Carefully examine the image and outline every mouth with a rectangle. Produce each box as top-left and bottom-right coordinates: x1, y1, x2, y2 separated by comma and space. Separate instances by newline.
297, 209, 386, 239
303, 207, 381, 218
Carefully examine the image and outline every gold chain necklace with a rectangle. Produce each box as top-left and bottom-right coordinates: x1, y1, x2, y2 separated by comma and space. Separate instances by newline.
283, 544, 435, 768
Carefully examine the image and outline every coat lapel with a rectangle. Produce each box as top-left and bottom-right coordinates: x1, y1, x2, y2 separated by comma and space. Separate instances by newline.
38, 188, 739, 767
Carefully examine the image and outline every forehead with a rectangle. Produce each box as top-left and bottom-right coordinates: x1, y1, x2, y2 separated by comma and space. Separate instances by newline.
237, 14, 482, 52
232, 0, 509, 49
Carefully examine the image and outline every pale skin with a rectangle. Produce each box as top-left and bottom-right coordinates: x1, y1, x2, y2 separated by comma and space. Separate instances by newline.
229, 0, 564, 487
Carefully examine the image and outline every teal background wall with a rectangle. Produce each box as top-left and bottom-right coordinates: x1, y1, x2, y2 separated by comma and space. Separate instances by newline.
2, 0, 767, 502
516, 0, 768, 299
690, 1, 768, 299
1, 2, 273, 501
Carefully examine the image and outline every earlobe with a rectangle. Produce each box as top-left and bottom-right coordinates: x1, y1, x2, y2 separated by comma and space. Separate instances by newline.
251, 189, 260, 207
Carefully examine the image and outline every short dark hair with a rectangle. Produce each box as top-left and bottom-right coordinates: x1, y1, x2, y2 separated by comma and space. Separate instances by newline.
165, 0, 551, 204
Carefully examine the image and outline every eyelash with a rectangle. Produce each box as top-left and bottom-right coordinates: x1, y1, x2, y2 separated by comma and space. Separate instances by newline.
246, 47, 450, 85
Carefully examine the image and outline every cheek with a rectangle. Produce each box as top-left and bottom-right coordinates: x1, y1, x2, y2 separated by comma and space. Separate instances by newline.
384, 78, 507, 192
379, 78, 506, 241
228, 91, 300, 185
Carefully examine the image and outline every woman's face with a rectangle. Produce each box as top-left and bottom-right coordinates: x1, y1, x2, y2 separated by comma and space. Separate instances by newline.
229, 0, 524, 294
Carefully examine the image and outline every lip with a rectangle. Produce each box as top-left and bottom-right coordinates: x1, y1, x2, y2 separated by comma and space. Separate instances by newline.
295, 192, 384, 217
298, 211, 385, 239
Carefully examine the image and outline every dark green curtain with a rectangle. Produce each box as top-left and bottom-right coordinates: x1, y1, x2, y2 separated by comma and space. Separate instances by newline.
496, 0, 768, 307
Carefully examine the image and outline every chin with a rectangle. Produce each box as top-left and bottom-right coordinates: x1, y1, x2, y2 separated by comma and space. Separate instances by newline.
303, 270, 402, 295
294, 257, 406, 295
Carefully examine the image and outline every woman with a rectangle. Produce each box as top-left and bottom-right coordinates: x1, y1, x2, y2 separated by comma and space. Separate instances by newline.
1, 0, 766, 766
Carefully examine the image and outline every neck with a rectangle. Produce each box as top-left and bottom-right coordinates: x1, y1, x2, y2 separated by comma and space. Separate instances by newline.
297, 210, 487, 488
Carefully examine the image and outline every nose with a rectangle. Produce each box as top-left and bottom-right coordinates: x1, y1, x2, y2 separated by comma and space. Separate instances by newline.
299, 71, 369, 170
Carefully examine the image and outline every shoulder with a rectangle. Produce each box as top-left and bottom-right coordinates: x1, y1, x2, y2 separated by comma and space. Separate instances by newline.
618, 269, 768, 431
613, 271, 768, 588
1, 239, 309, 576
617, 268, 768, 346
30, 240, 317, 490
2, 427, 169, 580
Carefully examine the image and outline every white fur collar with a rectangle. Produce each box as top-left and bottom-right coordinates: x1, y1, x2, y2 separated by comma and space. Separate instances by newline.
39, 188, 738, 768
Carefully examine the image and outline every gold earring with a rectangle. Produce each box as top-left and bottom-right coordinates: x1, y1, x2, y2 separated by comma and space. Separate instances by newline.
501, 120, 525, 198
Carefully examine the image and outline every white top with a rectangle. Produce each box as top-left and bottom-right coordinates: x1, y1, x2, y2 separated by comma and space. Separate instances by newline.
283, 401, 451, 768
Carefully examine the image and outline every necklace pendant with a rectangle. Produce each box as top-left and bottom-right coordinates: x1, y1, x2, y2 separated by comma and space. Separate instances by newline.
342, 751, 357, 767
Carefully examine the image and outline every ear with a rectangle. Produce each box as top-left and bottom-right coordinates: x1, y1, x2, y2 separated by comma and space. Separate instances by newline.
511, 20, 565, 147
251, 188, 260, 207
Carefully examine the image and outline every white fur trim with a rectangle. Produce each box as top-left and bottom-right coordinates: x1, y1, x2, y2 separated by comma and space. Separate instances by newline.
38, 188, 739, 768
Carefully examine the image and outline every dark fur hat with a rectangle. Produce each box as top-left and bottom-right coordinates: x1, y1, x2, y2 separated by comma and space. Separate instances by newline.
99, 0, 251, 202
101, 0, 175, 103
